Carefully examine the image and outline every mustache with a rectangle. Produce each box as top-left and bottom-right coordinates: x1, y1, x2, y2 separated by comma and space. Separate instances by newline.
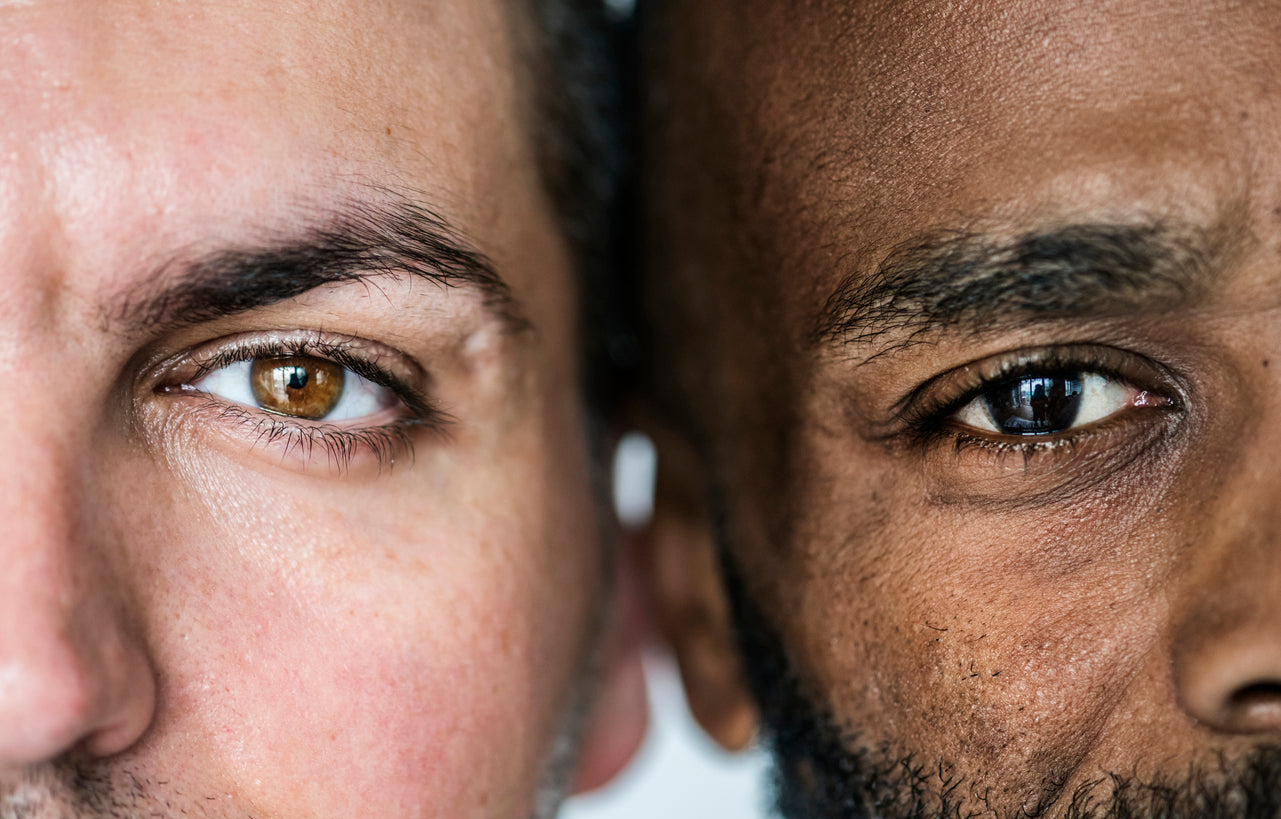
1060, 748, 1281, 818
0, 762, 162, 819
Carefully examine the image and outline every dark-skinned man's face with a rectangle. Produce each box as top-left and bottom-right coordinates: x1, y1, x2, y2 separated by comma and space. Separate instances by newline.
645, 1, 1281, 816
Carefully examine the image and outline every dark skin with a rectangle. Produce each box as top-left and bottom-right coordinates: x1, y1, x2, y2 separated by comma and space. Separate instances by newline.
644, 0, 1281, 815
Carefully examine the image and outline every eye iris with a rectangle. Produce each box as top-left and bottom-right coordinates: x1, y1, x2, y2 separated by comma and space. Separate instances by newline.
983, 373, 1084, 435
250, 356, 345, 420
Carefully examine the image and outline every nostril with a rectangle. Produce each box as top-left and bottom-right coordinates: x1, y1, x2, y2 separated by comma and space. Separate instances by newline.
1230, 681, 1281, 709
1175, 629, 1281, 735
1216, 680, 1281, 734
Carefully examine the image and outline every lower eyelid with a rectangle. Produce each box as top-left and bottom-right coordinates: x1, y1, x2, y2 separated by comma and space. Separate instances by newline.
167, 393, 425, 473
920, 403, 1183, 510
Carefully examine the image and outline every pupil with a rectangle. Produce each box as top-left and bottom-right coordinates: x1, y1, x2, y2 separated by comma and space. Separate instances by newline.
286, 367, 309, 390
983, 373, 1084, 435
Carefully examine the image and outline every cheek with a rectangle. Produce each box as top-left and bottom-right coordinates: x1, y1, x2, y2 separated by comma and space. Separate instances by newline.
768, 440, 1172, 796
118, 462, 596, 819
198, 589, 533, 817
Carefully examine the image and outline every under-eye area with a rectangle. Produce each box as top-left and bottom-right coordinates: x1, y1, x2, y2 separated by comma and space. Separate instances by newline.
886, 344, 1185, 504
151, 329, 448, 473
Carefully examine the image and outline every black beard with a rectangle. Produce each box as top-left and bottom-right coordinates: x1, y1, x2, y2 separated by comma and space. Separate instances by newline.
716, 540, 1281, 818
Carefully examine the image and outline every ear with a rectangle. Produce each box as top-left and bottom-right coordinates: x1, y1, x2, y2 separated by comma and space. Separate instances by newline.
570, 551, 649, 794
639, 419, 758, 752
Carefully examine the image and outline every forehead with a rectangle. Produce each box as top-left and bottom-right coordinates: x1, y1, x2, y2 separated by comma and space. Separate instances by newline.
658, 0, 1281, 273
0, 0, 520, 136
0, 0, 536, 275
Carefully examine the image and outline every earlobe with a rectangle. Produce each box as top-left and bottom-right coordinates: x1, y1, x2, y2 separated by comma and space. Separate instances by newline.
570, 557, 650, 795
638, 421, 759, 752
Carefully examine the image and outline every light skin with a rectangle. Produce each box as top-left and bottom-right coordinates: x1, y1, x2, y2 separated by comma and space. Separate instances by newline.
645, 0, 1281, 815
0, 1, 645, 817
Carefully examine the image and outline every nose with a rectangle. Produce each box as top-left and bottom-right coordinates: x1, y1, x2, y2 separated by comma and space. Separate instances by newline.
1173, 531, 1281, 735
0, 439, 156, 769
1176, 615, 1281, 734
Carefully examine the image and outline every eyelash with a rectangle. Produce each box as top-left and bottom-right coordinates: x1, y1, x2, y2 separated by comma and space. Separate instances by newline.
163, 336, 447, 471
895, 347, 1176, 458
199, 400, 426, 471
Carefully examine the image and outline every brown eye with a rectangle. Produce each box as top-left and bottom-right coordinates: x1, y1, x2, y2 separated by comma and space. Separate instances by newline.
249, 356, 346, 419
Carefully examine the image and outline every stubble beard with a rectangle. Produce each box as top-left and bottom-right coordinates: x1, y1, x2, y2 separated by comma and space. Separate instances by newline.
715, 529, 1281, 819
0, 764, 167, 819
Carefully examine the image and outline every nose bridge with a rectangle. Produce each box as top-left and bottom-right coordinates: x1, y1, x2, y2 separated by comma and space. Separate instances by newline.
1171, 422, 1281, 735
0, 78, 156, 768
0, 375, 155, 768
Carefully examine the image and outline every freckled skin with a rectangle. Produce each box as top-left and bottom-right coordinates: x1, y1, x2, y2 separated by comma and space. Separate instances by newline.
0, 1, 642, 817
647, 0, 1281, 814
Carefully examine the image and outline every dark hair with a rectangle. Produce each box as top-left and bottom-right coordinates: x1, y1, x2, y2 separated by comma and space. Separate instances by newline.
526, 0, 635, 417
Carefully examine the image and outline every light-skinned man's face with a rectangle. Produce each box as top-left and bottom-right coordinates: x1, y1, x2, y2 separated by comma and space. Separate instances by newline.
0, 1, 645, 816
645, 0, 1281, 816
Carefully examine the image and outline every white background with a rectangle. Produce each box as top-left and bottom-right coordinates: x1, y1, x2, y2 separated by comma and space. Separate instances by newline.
562, 653, 772, 819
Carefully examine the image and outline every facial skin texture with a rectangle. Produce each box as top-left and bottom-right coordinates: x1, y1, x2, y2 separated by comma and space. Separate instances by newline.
0, 1, 645, 817
644, 0, 1281, 816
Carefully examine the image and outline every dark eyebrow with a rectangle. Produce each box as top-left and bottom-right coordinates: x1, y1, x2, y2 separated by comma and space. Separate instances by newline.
812, 221, 1215, 356
115, 194, 527, 332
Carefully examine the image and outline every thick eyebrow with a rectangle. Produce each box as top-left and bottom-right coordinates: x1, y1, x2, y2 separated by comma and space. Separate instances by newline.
812, 221, 1215, 356
114, 194, 527, 332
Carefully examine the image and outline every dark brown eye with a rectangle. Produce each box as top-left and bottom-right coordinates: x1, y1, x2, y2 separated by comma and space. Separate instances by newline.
982, 373, 1084, 435
250, 356, 345, 419
953, 371, 1145, 436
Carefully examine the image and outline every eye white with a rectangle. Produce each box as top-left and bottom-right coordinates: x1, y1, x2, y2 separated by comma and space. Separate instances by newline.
194, 359, 394, 422
953, 372, 1134, 434
1072, 374, 1135, 426
322, 371, 393, 421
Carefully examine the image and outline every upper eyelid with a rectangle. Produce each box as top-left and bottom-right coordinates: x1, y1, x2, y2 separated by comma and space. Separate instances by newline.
191, 335, 388, 378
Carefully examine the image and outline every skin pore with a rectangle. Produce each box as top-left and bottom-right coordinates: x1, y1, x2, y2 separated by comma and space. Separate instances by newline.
0, 1, 644, 817
644, 0, 1281, 816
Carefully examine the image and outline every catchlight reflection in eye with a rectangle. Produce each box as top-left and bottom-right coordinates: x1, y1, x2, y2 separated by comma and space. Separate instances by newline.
196, 356, 395, 422
953, 372, 1135, 436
